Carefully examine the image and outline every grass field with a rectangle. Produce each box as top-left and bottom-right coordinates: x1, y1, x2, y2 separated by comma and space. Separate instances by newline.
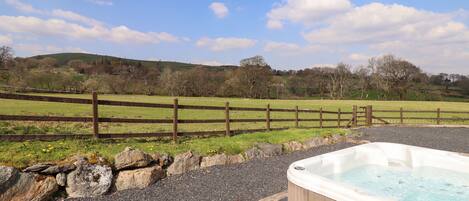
3, 93, 469, 167
0, 128, 346, 168
2, 93, 469, 134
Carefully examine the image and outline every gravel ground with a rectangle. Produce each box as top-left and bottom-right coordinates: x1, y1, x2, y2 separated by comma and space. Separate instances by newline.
70, 143, 355, 201
70, 126, 469, 201
357, 126, 469, 153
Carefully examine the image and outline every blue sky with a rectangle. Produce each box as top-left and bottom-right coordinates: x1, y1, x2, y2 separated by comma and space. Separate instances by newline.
0, 0, 469, 73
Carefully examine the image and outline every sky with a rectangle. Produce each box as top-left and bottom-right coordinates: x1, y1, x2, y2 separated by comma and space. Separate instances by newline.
0, 0, 469, 73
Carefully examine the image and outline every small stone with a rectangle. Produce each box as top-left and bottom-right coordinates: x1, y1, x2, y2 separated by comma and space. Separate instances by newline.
226, 154, 245, 164
200, 154, 228, 168
283, 141, 304, 152
151, 153, 173, 168
56, 173, 66, 187
167, 151, 200, 175
257, 143, 283, 157
331, 134, 346, 143
244, 147, 262, 160
114, 147, 153, 170
41, 164, 76, 175
303, 137, 327, 149
115, 165, 164, 191
22, 163, 54, 173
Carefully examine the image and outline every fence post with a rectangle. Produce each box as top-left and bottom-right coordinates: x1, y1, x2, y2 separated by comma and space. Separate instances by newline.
225, 102, 230, 136
319, 107, 323, 128
437, 108, 441, 125
266, 104, 271, 131
400, 107, 404, 124
295, 106, 299, 128
352, 105, 357, 127
92, 91, 99, 138
337, 108, 341, 128
173, 98, 178, 143
366, 105, 373, 126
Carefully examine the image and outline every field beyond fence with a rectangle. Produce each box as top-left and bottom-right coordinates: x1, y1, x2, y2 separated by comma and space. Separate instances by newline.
2, 92, 469, 141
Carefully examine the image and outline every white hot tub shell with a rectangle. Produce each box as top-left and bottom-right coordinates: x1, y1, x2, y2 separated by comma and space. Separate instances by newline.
287, 142, 469, 201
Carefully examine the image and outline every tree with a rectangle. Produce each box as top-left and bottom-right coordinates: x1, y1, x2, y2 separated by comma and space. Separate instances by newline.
0, 46, 14, 69
222, 65, 273, 98
354, 66, 371, 99
240, 55, 268, 67
369, 55, 422, 100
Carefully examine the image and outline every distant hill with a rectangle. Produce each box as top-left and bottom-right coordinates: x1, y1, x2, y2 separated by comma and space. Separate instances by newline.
29, 53, 237, 71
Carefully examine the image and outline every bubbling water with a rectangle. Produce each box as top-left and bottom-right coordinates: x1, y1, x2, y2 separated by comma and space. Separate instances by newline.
326, 165, 469, 201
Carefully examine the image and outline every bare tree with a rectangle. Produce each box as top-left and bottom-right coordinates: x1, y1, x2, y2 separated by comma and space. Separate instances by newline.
354, 66, 371, 99
369, 55, 422, 100
0, 46, 14, 69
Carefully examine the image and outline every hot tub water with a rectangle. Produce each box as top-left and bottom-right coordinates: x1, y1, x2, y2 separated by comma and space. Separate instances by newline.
325, 164, 469, 201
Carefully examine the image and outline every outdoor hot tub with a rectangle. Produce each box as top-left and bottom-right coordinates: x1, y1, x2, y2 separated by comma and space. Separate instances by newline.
287, 142, 469, 201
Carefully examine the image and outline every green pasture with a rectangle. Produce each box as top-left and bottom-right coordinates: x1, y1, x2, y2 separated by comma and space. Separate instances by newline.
1, 93, 469, 134
0, 128, 346, 168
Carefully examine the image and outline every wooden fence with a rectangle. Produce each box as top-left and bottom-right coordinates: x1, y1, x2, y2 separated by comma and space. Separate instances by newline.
366, 105, 469, 126
3, 93, 467, 142
0, 92, 364, 142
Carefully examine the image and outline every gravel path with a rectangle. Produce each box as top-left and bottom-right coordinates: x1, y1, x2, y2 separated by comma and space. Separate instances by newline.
357, 126, 469, 153
70, 143, 354, 201
70, 126, 469, 201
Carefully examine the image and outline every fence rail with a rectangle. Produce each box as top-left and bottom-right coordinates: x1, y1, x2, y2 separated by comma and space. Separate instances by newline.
0, 92, 362, 142
369, 106, 469, 125
3, 92, 468, 142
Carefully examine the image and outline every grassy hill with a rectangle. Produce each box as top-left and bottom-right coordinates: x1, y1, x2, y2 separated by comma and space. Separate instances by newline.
30, 52, 237, 71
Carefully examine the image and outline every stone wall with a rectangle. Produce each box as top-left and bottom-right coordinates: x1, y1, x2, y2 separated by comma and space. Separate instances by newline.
0, 134, 358, 200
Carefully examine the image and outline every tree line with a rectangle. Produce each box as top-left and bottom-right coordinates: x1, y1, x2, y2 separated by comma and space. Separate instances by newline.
1, 46, 468, 100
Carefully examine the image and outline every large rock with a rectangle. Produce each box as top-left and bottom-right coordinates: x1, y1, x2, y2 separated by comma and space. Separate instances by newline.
226, 154, 245, 165
245, 143, 283, 160
0, 168, 58, 201
66, 160, 113, 198
114, 147, 153, 170
0, 166, 19, 192
257, 143, 283, 157
283, 141, 304, 152
200, 154, 228, 168
303, 137, 327, 149
244, 147, 262, 160
115, 165, 164, 191
167, 151, 200, 175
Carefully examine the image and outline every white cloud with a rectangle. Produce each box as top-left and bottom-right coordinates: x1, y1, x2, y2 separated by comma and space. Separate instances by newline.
14, 43, 87, 55
266, 0, 352, 29
209, 2, 229, 19
0, 16, 180, 44
266, 1, 469, 73
266, 20, 283, 29
302, 3, 469, 45
193, 60, 233, 66
196, 37, 256, 51
264, 41, 300, 52
5, 0, 44, 14
0, 35, 13, 45
6, 0, 103, 26
87, 0, 113, 6
2, 0, 181, 45
263, 41, 326, 55
51, 9, 102, 26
